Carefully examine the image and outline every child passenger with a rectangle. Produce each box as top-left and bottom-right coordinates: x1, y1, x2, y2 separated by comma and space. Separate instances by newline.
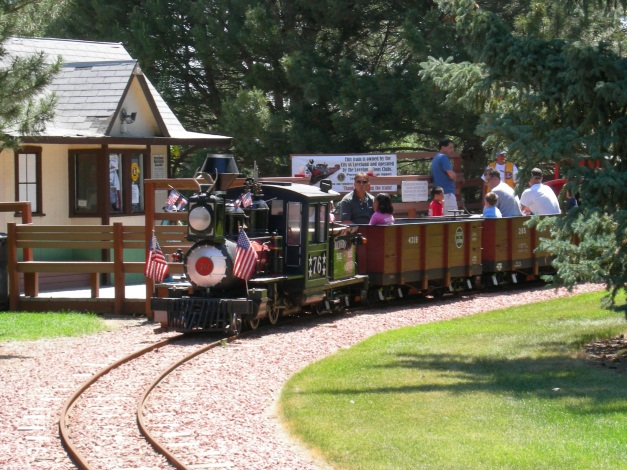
428, 186, 444, 216
369, 193, 395, 225
483, 191, 503, 218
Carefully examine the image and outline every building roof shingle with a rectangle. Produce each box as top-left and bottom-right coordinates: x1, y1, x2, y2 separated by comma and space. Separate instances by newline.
3, 37, 231, 145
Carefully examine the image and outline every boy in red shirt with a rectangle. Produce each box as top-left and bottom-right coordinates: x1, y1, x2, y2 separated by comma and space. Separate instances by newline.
428, 186, 444, 216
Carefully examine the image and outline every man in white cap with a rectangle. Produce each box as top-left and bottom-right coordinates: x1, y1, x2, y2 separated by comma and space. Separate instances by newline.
482, 149, 518, 190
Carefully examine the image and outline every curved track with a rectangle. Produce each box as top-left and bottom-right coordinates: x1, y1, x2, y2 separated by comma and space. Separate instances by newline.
59, 333, 241, 469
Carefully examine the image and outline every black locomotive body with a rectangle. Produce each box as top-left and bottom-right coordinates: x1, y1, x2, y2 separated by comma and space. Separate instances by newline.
151, 171, 367, 334
151, 167, 554, 334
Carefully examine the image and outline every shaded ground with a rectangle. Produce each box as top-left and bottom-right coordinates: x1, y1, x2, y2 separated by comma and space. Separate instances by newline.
584, 333, 627, 373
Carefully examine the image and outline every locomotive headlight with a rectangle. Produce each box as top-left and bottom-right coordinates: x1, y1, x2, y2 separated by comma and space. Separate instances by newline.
189, 205, 213, 233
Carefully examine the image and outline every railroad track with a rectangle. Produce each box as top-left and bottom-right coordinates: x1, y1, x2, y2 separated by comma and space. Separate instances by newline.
58, 332, 242, 469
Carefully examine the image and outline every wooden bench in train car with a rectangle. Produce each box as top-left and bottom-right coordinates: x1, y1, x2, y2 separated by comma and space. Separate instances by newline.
481, 216, 553, 280
356, 217, 482, 291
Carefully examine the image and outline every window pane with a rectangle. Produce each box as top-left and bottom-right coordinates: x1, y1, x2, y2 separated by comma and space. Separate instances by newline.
287, 202, 301, 245
130, 153, 144, 212
17, 153, 38, 212
74, 154, 98, 213
109, 154, 122, 212
318, 205, 327, 242
308, 206, 316, 242
19, 183, 38, 212
18, 154, 36, 183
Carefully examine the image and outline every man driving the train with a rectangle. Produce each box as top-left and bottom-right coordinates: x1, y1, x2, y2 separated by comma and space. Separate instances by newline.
339, 173, 375, 224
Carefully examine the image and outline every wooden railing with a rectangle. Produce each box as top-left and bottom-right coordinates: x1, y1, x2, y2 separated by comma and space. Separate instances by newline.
6, 222, 190, 315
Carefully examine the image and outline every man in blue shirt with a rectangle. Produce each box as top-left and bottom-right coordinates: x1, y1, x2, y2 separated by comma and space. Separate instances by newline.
430, 139, 458, 214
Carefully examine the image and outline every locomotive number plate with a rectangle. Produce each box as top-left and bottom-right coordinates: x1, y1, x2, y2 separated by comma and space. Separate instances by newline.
308, 253, 327, 279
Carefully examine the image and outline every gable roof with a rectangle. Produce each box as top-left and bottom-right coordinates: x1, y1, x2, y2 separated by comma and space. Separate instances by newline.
3, 37, 232, 147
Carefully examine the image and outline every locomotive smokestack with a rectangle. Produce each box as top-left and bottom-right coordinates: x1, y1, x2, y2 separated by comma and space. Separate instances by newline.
200, 154, 241, 191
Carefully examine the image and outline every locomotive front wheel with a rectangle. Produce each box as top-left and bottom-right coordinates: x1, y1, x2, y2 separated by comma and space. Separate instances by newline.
229, 313, 242, 336
267, 304, 280, 325
246, 318, 260, 330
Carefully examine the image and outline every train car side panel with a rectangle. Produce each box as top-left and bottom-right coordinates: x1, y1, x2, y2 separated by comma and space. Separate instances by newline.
399, 223, 423, 285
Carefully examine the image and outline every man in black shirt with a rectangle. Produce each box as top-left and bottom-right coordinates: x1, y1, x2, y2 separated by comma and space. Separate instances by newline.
339, 173, 375, 224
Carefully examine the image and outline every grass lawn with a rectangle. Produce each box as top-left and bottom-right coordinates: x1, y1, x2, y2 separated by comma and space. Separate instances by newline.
0, 311, 109, 341
280, 292, 627, 469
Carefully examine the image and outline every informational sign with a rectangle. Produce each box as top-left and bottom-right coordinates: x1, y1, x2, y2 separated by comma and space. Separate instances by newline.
291, 154, 397, 192
152, 155, 167, 179
401, 180, 429, 202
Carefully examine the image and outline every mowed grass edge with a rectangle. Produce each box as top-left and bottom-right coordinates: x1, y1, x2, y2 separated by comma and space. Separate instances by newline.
279, 292, 627, 470
0, 311, 109, 341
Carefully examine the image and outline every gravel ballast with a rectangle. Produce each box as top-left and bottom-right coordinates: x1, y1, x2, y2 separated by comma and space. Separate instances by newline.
0, 284, 605, 469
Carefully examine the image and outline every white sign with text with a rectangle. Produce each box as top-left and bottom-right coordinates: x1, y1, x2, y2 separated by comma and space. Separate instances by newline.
401, 180, 429, 202
291, 154, 397, 192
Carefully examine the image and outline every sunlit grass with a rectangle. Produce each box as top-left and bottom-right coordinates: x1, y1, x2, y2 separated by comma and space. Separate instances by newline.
0, 311, 109, 341
280, 291, 627, 469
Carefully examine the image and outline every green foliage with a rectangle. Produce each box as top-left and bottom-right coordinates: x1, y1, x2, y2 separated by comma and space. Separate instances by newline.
421, 1, 627, 303
9, 0, 72, 36
0, 1, 61, 149
51, 0, 482, 174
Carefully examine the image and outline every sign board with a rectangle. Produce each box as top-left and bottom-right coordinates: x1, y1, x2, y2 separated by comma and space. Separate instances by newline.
152, 155, 167, 179
291, 154, 397, 192
151, 155, 167, 212
401, 180, 429, 202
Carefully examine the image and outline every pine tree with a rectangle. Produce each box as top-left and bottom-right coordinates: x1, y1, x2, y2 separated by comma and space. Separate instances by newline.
0, 1, 60, 149
421, 0, 627, 307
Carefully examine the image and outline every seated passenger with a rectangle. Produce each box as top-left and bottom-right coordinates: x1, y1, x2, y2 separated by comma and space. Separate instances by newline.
483, 192, 503, 218
483, 168, 522, 216
428, 186, 444, 216
339, 173, 374, 224
520, 168, 561, 215
369, 193, 395, 225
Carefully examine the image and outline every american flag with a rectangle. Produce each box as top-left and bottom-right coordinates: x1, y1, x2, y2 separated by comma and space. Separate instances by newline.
145, 232, 169, 283
175, 195, 188, 212
166, 189, 187, 212
233, 228, 258, 280
241, 191, 253, 208
166, 189, 181, 207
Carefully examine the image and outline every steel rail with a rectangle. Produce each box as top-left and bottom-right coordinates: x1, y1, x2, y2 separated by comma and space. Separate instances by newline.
136, 333, 243, 469
58, 334, 187, 470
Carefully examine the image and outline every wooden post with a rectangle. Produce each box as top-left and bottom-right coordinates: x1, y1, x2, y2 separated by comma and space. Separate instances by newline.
144, 181, 155, 316
18, 203, 37, 297
90, 273, 100, 299
7, 223, 19, 311
113, 222, 125, 314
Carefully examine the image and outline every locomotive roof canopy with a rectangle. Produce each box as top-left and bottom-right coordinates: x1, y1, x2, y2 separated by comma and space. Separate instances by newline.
259, 181, 340, 202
